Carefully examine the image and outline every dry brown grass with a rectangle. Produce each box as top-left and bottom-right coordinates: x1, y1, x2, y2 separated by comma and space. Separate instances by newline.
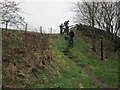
2, 30, 55, 88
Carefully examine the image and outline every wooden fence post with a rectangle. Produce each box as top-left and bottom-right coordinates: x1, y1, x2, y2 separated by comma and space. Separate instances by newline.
50, 27, 52, 34
25, 24, 27, 34
100, 36, 104, 60
40, 26, 42, 33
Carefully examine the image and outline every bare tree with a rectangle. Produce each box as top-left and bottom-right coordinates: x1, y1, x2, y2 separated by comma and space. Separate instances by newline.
72, 0, 117, 33
72, 1, 99, 52
0, 0, 26, 30
99, 1, 116, 33
112, 1, 120, 52
72, 0, 99, 28
114, 1, 120, 36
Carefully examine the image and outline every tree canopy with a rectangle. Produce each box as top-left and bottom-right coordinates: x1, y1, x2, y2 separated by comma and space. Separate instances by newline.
0, 0, 26, 30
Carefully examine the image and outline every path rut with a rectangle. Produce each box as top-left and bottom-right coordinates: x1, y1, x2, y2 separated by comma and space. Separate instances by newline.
62, 49, 110, 88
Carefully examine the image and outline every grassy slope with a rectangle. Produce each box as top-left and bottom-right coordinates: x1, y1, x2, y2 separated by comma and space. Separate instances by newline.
3, 29, 118, 88
3, 30, 97, 88
70, 31, 119, 87
30, 34, 98, 88
2, 30, 54, 88
49, 35, 98, 88
2, 30, 27, 87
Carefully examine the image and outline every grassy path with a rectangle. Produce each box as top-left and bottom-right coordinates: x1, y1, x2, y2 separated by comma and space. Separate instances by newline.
80, 66, 110, 88
2, 30, 118, 88
62, 47, 110, 88
26, 34, 98, 88
69, 31, 118, 88
29, 32, 118, 88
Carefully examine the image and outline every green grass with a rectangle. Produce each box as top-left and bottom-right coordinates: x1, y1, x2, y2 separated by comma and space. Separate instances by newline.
70, 31, 119, 87
3, 29, 118, 88
2, 30, 55, 88
29, 34, 98, 88
28, 32, 118, 88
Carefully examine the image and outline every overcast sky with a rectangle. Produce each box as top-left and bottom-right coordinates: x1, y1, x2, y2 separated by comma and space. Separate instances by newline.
17, 0, 77, 33
1, 0, 116, 33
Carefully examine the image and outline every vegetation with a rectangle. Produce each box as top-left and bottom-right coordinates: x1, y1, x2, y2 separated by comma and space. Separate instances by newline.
2, 27, 119, 88
1, 0, 119, 89
2, 29, 98, 88
72, 1, 119, 36
70, 30, 119, 87
0, 0, 26, 30
2, 29, 54, 88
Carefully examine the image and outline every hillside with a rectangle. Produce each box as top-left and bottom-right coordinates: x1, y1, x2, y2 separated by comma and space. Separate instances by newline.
49, 29, 119, 88
2, 30, 56, 88
75, 24, 120, 52
2, 28, 119, 88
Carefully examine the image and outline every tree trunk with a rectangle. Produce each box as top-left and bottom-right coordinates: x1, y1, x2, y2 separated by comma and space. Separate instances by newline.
113, 35, 120, 52
92, 18, 94, 28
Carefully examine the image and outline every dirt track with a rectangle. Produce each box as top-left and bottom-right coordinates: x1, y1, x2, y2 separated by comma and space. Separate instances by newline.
62, 47, 110, 88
